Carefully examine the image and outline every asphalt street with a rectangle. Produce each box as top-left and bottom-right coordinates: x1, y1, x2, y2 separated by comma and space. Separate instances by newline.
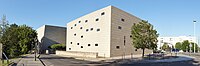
39, 54, 107, 66
39, 54, 200, 66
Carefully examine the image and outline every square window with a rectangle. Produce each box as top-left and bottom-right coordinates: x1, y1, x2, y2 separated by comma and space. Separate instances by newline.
69, 48, 71, 50
101, 12, 105, 15
74, 33, 76, 36
95, 44, 98, 46
80, 27, 83, 29
118, 26, 122, 29
88, 44, 90, 46
130, 35, 132, 38
70, 42, 72, 44
74, 24, 77, 26
121, 18, 125, 22
116, 46, 120, 49
86, 29, 89, 32
71, 27, 73, 29
85, 20, 88, 22
77, 43, 79, 45
90, 28, 93, 31
96, 18, 99, 21
135, 49, 137, 51
81, 46, 83, 48
81, 35, 83, 38
97, 29, 100, 31
78, 21, 81, 23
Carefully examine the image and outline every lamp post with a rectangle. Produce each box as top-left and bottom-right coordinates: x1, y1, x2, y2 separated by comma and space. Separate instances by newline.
193, 20, 196, 53
189, 43, 192, 55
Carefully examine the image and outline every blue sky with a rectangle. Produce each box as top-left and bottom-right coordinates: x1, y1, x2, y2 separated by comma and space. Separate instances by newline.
0, 0, 200, 37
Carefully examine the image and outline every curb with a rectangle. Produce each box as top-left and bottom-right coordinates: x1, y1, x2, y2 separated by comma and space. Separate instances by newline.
9, 58, 22, 66
8, 62, 15, 66
38, 58, 46, 66
38, 55, 46, 66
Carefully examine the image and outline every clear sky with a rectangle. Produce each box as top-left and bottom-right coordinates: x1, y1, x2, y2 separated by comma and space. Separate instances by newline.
0, 0, 200, 37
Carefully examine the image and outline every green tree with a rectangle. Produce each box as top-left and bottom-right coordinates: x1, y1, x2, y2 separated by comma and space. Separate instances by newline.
1, 24, 19, 57
1, 24, 37, 58
175, 42, 182, 50
181, 40, 190, 52
131, 20, 159, 57
162, 43, 170, 51
50, 44, 66, 50
17, 25, 38, 54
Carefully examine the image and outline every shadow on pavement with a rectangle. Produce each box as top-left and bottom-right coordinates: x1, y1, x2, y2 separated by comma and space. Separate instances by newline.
118, 59, 200, 66
39, 54, 200, 66
10, 63, 17, 66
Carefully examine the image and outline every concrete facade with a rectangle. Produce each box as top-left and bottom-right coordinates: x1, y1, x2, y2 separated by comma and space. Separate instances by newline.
56, 51, 98, 58
37, 25, 66, 53
66, 6, 152, 57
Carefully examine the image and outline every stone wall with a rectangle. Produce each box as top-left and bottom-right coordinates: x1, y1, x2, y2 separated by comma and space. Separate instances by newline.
56, 51, 98, 58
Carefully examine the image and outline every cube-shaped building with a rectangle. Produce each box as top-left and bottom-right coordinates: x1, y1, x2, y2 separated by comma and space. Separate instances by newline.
37, 25, 66, 53
66, 6, 152, 57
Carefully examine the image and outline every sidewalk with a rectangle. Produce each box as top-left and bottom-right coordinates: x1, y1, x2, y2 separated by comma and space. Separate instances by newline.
17, 54, 43, 66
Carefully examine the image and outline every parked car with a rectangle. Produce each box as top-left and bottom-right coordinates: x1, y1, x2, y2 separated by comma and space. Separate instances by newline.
172, 49, 179, 52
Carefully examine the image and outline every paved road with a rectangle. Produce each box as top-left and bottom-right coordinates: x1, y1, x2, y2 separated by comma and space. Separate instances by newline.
39, 54, 200, 66
39, 54, 108, 66
180, 53, 200, 65
119, 61, 199, 66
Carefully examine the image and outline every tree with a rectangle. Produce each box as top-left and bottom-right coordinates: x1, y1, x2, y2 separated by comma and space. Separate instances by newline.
50, 44, 66, 50
175, 42, 182, 50
0, 15, 9, 38
131, 20, 159, 57
17, 25, 38, 54
162, 43, 170, 51
181, 40, 190, 52
0, 24, 38, 58
1, 24, 19, 57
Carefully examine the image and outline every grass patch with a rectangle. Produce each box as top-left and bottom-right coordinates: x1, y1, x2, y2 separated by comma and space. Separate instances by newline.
1, 60, 13, 66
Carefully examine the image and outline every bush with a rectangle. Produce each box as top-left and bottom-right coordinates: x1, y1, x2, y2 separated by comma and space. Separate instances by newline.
50, 44, 66, 50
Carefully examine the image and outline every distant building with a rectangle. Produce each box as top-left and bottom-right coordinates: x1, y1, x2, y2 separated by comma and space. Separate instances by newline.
157, 36, 196, 50
37, 25, 66, 53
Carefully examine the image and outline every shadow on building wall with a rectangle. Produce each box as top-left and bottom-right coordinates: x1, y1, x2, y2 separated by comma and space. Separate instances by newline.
39, 37, 59, 54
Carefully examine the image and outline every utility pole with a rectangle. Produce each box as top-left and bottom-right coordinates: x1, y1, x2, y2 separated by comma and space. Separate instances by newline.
189, 43, 192, 55
193, 20, 196, 53
34, 39, 37, 61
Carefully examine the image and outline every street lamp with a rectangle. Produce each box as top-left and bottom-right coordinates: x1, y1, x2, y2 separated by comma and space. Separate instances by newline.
189, 43, 192, 55
193, 20, 196, 53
